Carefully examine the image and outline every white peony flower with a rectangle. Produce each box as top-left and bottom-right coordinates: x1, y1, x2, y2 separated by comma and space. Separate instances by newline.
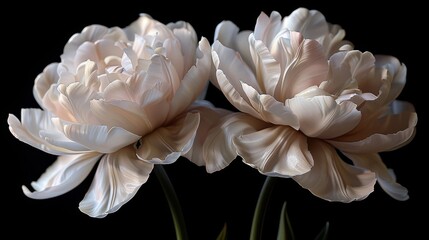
8, 14, 219, 217
209, 8, 417, 202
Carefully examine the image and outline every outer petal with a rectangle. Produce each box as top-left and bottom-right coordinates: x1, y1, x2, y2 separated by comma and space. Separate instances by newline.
8, 109, 89, 155
33, 63, 60, 108
79, 146, 154, 218
22, 153, 101, 199
234, 125, 313, 177
374, 55, 407, 104
136, 112, 200, 164
182, 101, 233, 168
344, 152, 409, 200
54, 118, 141, 154
189, 108, 270, 173
167, 38, 211, 120
293, 139, 376, 202
329, 101, 417, 153
168, 20, 198, 75
286, 95, 361, 138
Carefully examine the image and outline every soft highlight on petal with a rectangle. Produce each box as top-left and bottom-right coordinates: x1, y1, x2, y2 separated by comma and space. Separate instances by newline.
235, 125, 313, 177
79, 146, 154, 218
23, 153, 101, 199
293, 139, 376, 202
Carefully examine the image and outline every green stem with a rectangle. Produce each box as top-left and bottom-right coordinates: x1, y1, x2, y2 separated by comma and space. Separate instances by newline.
154, 165, 189, 240
250, 176, 277, 240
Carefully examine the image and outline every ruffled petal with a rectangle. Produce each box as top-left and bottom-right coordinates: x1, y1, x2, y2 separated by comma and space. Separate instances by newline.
79, 146, 154, 218
33, 63, 60, 108
344, 152, 408, 200
275, 32, 329, 101
212, 41, 261, 93
55, 118, 141, 154
241, 82, 299, 128
293, 139, 376, 202
283, 8, 329, 39
248, 34, 281, 95
136, 112, 200, 164
330, 102, 417, 153
254, 11, 282, 48
61, 25, 127, 69
286, 95, 361, 138
234, 125, 313, 177
182, 101, 233, 167
22, 153, 101, 199
167, 38, 211, 120
187, 105, 269, 173
8, 109, 89, 154
320, 51, 375, 96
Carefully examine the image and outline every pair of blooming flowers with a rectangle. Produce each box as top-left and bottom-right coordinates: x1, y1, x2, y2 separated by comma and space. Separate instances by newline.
9, 8, 417, 218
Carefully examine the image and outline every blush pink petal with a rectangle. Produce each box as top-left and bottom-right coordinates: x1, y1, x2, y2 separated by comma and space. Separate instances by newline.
286, 95, 361, 138
234, 125, 313, 177
248, 34, 281, 95
167, 38, 211, 120
241, 82, 299, 128
22, 153, 101, 199
8, 109, 89, 154
55, 118, 141, 154
293, 139, 376, 202
136, 112, 200, 164
344, 152, 409, 201
199, 111, 269, 173
274, 32, 329, 101
329, 101, 417, 153
79, 146, 153, 218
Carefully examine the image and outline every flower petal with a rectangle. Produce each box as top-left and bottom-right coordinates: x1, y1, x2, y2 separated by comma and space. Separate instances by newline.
234, 125, 313, 177
254, 11, 282, 48
34, 63, 60, 108
55, 118, 141, 154
293, 139, 376, 202
136, 112, 200, 164
79, 146, 154, 218
182, 101, 233, 168
61, 25, 127, 69
22, 153, 101, 199
212, 40, 261, 93
214, 20, 253, 69
8, 109, 88, 154
275, 32, 329, 100
167, 38, 211, 120
248, 34, 281, 95
374, 55, 406, 104
344, 152, 408, 200
286, 95, 361, 138
241, 82, 299, 128
283, 8, 328, 39
320, 51, 375, 96
189, 107, 270, 173
329, 102, 417, 153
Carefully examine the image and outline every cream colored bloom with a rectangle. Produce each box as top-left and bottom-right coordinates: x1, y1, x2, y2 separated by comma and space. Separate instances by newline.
210, 8, 417, 202
8, 14, 216, 217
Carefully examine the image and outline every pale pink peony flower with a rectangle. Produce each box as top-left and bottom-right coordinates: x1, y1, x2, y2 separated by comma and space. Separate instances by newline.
8, 14, 221, 217
209, 8, 417, 202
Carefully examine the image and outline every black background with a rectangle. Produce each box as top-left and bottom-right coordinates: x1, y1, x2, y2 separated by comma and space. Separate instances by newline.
3, 1, 426, 239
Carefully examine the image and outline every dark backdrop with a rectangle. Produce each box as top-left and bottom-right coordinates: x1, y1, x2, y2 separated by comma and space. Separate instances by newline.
3, 1, 425, 239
